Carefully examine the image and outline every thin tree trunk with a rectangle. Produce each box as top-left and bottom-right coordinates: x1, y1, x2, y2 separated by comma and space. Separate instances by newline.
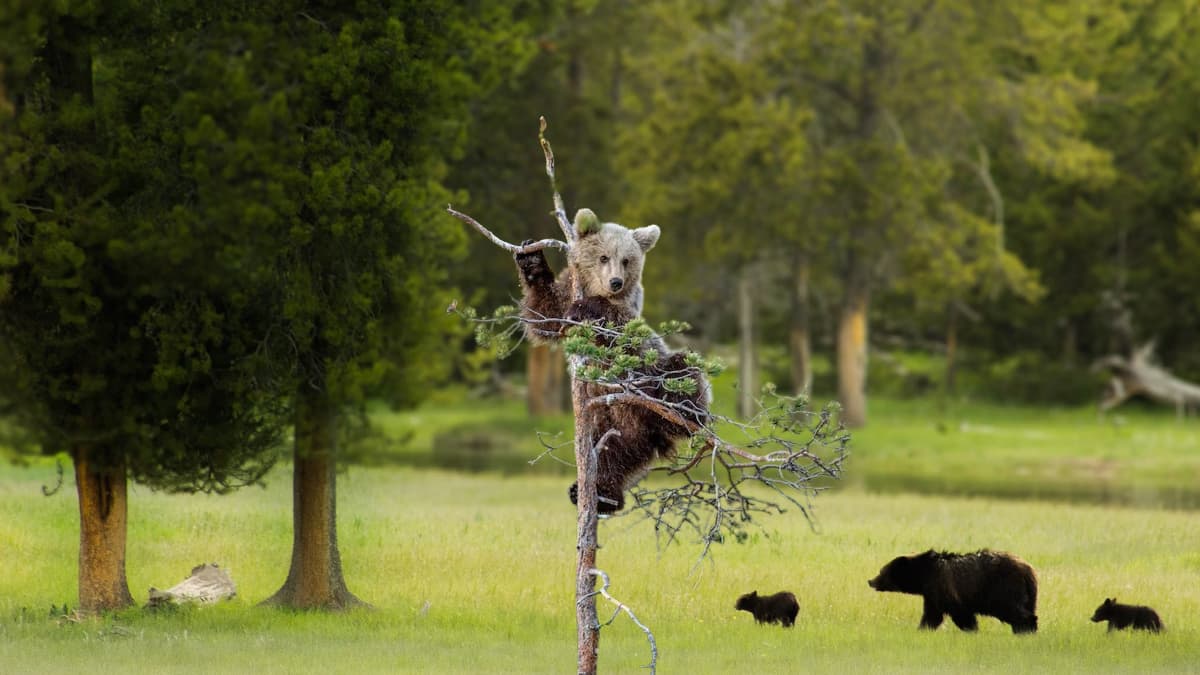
737, 273, 756, 419
789, 256, 813, 396
527, 344, 565, 416
945, 302, 958, 395
262, 386, 363, 610
574, 377, 600, 675
837, 281, 870, 428
74, 448, 133, 613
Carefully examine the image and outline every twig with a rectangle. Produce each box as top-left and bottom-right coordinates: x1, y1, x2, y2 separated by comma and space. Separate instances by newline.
588, 568, 657, 674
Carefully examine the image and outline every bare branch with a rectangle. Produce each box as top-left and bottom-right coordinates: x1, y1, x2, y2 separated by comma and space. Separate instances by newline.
445, 205, 568, 254
539, 116, 574, 240
587, 568, 657, 674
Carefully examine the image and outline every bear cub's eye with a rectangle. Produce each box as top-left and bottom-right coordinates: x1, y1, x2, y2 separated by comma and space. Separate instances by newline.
599, 255, 609, 264
621, 258, 629, 266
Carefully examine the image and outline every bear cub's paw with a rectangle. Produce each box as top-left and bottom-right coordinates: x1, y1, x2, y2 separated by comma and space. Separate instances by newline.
568, 482, 624, 514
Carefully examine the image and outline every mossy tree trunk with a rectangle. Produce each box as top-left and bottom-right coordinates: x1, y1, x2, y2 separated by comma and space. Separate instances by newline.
262, 386, 363, 610
945, 302, 958, 395
837, 276, 870, 428
527, 343, 566, 416
74, 447, 133, 613
737, 273, 757, 419
789, 256, 813, 396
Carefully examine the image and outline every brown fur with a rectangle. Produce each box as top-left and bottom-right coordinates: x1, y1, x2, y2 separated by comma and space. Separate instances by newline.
514, 209, 658, 344
869, 549, 1038, 634
1091, 598, 1163, 632
735, 590, 799, 628
513, 213, 708, 513
563, 296, 710, 512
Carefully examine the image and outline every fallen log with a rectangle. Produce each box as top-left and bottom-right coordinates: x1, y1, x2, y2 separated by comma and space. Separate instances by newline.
1094, 343, 1200, 416
147, 563, 237, 607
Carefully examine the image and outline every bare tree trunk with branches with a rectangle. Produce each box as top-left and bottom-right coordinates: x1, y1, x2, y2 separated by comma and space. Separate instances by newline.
448, 118, 847, 674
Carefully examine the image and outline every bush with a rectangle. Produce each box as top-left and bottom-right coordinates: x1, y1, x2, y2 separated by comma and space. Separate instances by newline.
960, 350, 1105, 405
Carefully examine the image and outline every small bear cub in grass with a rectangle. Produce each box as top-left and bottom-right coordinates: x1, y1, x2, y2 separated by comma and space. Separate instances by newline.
735, 590, 799, 628
1091, 598, 1163, 632
869, 549, 1038, 634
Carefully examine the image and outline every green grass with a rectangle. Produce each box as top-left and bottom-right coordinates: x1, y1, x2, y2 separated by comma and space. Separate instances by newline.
848, 397, 1200, 508
1, 461, 1198, 674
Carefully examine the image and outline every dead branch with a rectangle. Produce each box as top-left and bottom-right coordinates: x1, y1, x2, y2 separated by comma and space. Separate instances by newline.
587, 568, 657, 674
1094, 342, 1200, 417
146, 563, 236, 607
445, 205, 568, 254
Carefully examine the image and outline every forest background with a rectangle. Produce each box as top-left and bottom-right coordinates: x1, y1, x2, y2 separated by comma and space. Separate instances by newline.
3, 0, 1200, 671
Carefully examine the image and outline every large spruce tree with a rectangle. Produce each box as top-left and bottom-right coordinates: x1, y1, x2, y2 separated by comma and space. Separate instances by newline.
0, 2, 284, 613
1, 0, 524, 611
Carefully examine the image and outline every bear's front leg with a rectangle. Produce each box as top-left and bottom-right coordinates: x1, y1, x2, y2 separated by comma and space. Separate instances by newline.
950, 611, 978, 631
515, 240, 570, 340
920, 598, 945, 630
514, 240, 556, 287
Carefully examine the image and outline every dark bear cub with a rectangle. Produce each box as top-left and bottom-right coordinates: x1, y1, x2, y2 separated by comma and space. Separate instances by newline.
868, 549, 1038, 634
735, 591, 799, 628
1091, 598, 1163, 632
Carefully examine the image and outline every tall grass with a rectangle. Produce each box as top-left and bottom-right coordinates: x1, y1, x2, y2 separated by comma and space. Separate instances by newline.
1, 461, 1196, 674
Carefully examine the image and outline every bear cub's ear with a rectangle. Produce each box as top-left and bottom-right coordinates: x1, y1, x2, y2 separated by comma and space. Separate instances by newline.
633, 224, 660, 253
574, 208, 601, 236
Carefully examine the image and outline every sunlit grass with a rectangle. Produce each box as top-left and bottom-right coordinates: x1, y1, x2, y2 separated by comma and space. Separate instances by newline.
1, 462, 1197, 673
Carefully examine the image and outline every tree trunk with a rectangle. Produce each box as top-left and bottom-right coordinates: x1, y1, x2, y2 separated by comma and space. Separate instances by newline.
74, 448, 133, 614
945, 302, 958, 395
527, 343, 565, 416
737, 273, 756, 419
262, 386, 363, 610
789, 256, 813, 396
837, 281, 870, 428
574, 376, 600, 675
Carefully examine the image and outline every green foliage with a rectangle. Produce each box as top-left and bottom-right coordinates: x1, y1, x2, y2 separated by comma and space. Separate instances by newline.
964, 350, 1108, 405
0, 2, 524, 487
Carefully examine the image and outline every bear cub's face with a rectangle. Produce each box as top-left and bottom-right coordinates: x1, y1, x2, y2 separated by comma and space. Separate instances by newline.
1090, 598, 1116, 622
569, 208, 660, 300
734, 591, 758, 611
868, 550, 935, 595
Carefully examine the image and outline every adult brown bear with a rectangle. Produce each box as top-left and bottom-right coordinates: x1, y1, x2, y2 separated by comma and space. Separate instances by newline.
869, 549, 1038, 633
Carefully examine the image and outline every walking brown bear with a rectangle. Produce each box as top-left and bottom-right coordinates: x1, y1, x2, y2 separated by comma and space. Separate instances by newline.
735, 590, 800, 628
868, 549, 1038, 633
1091, 598, 1163, 632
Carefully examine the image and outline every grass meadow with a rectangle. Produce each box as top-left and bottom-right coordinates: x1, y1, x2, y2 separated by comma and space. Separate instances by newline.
2, 447, 1199, 673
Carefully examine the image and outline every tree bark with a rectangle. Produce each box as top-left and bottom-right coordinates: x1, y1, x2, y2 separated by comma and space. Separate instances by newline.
837, 281, 870, 428
789, 256, 813, 396
945, 302, 958, 394
574, 377, 600, 675
262, 386, 363, 610
737, 273, 757, 419
527, 343, 565, 416
74, 447, 133, 614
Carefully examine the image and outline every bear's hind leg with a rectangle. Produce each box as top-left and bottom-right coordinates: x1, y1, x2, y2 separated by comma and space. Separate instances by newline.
567, 481, 626, 514
950, 612, 978, 631
1006, 612, 1038, 634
